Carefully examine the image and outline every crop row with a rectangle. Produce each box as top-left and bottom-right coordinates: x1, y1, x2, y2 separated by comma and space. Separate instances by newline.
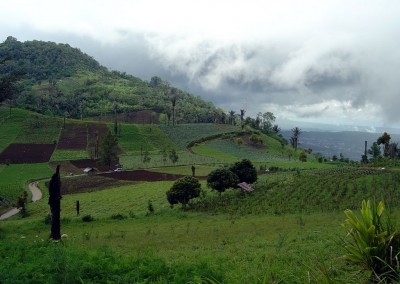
159, 123, 239, 149
192, 168, 400, 215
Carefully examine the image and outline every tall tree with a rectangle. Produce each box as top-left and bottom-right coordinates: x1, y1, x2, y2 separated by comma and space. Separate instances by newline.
368, 142, 381, 160
377, 132, 391, 158
113, 101, 119, 136
48, 165, 62, 240
100, 131, 119, 169
290, 127, 302, 151
262, 112, 276, 134
240, 109, 246, 130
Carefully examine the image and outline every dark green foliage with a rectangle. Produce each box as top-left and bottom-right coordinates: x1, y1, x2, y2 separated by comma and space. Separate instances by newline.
299, 151, 307, 162
82, 214, 94, 222
99, 131, 119, 168
377, 132, 391, 158
0, 37, 223, 122
143, 150, 151, 164
207, 168, 239, 195
166, 176, 201, 209
15, 190, 28, 217
229, 159, 257, 184
147, 200, 154, 215
290, 126, 301, 151
111, 213, 127, 220
169, 149, 179, 164
249, 134, 263, 144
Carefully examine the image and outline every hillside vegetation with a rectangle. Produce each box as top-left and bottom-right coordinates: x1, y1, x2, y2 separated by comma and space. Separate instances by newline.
0, 36, 223, 122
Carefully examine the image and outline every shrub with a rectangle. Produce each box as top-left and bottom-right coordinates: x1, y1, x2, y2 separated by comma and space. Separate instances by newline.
342, 200, 400, 282
146, 200, 154, 215
229, 159, 257, 184
111, 213, 127, 220
82, 215, 94, 222
207, 168, 239, 196
166, 176, 201, 210
299, 151, 307, 162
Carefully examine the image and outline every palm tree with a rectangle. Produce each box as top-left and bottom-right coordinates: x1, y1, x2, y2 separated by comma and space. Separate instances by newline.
290, 127, 302, 151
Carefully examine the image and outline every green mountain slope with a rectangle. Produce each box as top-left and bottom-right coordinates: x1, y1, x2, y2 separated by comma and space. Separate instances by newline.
0, 36, 224, 122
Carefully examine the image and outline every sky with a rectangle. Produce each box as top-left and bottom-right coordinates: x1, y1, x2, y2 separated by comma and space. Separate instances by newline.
1, 0, 399, 131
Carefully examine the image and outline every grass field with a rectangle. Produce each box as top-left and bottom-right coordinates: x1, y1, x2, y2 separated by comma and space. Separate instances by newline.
50, 149, 89, 161
159, 123, 239, 149
0, 108, 29, 152
14, 115, 62, 144
0, 163, 53, 201
120, 151, 226, 169
2, 172, 393, 283
112, 123, 179, 154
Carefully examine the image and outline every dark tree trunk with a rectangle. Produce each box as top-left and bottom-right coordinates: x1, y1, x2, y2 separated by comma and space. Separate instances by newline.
48, 165, 62, 240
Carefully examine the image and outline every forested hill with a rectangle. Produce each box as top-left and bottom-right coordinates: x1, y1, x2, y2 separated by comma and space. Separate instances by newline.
0, 36, 223, 122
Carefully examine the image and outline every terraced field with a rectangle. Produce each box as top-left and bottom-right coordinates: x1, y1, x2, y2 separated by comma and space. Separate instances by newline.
159, 123, 239, 149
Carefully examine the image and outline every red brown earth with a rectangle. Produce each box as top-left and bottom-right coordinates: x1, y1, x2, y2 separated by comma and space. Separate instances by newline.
0, 143, 56, 163
99, 169, 185, 181
57, 123, 87, 150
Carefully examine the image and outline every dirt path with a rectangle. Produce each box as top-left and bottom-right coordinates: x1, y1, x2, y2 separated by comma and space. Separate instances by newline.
0, 208, 20, 220
0, 181, 43, 220
29, 181, 42, 201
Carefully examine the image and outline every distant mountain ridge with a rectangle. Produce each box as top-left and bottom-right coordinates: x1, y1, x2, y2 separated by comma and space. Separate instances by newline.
0, 36, 224, 122
281, 130, 400, 161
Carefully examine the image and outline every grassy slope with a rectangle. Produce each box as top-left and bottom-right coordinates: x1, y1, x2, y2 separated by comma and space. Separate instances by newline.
111, 123, 179, 154
0, 107, 29, 152
159, 123, 239, 149
0, 163, 53, 202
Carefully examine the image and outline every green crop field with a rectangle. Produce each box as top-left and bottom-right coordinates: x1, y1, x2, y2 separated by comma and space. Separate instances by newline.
112, 123, 178, 154
120, 150, 226, 169
14, 114, 62, 144
0, 163, 53, 201
159, 123, 239, 149
50, 149, 88, 161
0, 107, 30, 152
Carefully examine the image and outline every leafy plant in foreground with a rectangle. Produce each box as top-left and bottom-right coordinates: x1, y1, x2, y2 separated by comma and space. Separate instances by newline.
342, 199, 400, 282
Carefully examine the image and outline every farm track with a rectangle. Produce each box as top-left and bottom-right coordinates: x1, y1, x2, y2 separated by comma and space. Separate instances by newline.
0, 181, 42, 220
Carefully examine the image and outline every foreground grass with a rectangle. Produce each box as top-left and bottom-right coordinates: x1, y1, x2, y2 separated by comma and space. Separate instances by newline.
1, 206, 360, 283
2, 168, 400, 283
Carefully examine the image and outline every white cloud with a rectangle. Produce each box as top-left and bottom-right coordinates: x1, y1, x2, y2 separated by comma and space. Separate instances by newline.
1, 0, 400, 128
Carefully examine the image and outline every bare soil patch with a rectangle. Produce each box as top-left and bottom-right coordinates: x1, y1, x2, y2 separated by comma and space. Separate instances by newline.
69, 159, 111, 172
60, 175, 129, 194
0, 143, 56, 163
49, 160, 83, 175
100, 169, 184, 181
57, 123, 87, 150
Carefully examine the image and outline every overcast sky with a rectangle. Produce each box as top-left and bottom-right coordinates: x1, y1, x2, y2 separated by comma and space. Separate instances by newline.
1, 0, 399, 131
